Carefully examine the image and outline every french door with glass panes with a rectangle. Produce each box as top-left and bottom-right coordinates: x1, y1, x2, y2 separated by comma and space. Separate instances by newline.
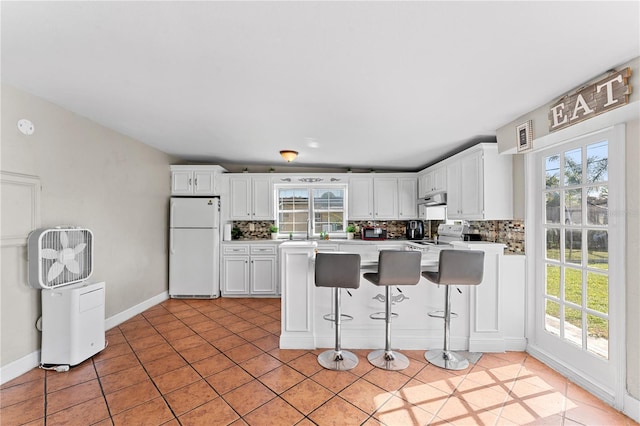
534, 126, 624, 402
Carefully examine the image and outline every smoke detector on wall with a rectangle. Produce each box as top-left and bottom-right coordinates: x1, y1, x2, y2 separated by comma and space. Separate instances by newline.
18, 119, 35, 136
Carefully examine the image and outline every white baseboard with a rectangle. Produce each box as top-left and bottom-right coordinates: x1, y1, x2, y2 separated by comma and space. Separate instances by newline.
104, 291, 169, 330
0, 350, 41, 386
624, 393, 640, 422
0, 291, 168, 386
527, 344, 616, 407
279, 335, 316, 349
528, 345, 640, 421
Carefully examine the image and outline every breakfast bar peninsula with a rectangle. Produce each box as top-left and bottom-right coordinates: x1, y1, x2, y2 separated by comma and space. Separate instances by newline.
278, 240, 526, 353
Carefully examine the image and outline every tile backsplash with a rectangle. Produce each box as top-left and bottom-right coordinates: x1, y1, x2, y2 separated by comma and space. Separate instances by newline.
230, 219, 526, 254
467, 220, 525, 254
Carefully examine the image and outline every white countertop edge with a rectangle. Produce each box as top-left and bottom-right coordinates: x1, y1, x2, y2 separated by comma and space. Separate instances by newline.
449, 240, 507, 252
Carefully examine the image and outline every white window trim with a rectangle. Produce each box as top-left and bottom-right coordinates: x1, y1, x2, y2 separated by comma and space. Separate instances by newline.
274, 183, 348, 238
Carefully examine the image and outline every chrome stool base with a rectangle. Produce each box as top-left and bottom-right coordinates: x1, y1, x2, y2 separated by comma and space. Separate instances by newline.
318, 350, 359, 371
425, 349, 469, 371
367, 349, 410, 371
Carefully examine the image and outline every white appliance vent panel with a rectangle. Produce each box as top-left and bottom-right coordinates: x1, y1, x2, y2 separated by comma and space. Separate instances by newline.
28, 228, 94, 289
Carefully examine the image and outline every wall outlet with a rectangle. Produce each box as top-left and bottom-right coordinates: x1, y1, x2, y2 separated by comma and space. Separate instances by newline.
249, 223, 255, 231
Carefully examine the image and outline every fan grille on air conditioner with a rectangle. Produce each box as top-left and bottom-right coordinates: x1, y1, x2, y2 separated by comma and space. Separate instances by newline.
28, 228, 94, 289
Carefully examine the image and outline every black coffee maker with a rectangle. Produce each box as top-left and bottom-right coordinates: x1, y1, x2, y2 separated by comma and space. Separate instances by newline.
406, 220, 425, 240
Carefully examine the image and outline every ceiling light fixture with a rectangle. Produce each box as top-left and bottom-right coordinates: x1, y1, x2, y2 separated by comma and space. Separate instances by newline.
280, 150, 298, 162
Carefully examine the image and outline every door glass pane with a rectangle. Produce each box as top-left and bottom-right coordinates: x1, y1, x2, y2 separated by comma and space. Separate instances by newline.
587, 186, 608, 225
587, 230, 608, 270
586, 141, 608, 183
565, 189, 582, 225
545, 155, 560, 188
546, 228, 560, 260
545, 299, 560, 336
587, 314, 608, 359
565, 229, 582, 265
564, 148, 582, 186
546, 191, 561, 223
564, 267, 582, 306
545, 264, 560, 298
564, 306, 583, 348
587, 272, 608, 314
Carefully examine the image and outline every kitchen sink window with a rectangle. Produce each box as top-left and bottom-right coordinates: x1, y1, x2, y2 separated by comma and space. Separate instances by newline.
276, 185, 346, 238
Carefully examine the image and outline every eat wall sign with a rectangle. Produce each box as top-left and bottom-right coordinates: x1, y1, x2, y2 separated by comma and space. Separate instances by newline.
548, 67, 632, 132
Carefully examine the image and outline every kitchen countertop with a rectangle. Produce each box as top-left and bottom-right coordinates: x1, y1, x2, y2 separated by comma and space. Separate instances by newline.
222, 238, 429, 244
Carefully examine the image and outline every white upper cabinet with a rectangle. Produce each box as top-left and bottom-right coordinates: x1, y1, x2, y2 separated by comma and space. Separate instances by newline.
398, 177, 418, 219
348, 175, 416, 220
446, 144, 512, 220
229, 175, 273, 220
418, 166, 447, 197
373, 177, 398, 219
348, 177, 374, 220
251, 177, 273, 220
170, 165, 226, 196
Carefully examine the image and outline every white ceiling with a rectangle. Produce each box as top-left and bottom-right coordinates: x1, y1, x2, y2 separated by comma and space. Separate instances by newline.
2, 1, 639, 171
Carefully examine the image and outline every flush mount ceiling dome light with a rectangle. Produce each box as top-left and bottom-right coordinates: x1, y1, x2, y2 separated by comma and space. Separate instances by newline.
280, 150, 298, 162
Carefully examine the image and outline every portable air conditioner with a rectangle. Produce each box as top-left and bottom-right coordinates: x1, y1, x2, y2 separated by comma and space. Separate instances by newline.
27, 227, 105, 367
40, 281, 106, 366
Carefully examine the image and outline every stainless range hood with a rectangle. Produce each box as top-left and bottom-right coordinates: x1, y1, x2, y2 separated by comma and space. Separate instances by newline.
417, 190, 447, 206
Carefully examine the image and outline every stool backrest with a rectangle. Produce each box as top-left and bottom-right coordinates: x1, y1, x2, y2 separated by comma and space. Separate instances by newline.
315, 252, 361, 289
375, 250, 422, 286
433, 250, 484, 285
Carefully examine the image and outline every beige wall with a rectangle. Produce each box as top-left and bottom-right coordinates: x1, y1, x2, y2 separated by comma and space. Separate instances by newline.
495, 57, 640, 400
625, 119, 640, 398
1, 85, 175, 367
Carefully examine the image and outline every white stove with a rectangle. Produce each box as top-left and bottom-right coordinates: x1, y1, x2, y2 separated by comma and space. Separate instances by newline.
436, 223, 466, 244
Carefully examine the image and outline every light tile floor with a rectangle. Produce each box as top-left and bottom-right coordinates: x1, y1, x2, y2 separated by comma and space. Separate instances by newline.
1, 297, 637, 425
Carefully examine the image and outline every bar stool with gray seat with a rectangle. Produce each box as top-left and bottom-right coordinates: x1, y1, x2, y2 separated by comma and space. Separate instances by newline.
315, 252, 362, 370
364, 250, 422, 370
422, 249, 484, 370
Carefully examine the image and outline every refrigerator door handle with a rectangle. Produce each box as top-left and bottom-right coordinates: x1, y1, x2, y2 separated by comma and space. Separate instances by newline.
170, 229, 175, 255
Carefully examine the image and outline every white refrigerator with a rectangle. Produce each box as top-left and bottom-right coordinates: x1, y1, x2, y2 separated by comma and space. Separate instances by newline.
169, 197, 220, 298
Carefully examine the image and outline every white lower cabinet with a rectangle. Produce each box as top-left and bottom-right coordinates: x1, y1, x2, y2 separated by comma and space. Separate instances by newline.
250, 256, 277, 295
221, 244, 278, 296
222, 256, 250, 296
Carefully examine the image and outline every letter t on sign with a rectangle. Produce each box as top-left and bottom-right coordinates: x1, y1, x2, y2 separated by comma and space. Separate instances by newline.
597, 74, 624, 107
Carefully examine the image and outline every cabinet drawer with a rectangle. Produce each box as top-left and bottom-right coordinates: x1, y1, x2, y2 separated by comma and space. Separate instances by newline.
223, 245, 249, 255
250, 245, 276, 255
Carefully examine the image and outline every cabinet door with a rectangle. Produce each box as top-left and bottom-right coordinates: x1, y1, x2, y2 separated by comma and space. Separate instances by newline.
251, 177, 273, 220
446, 161, 462, 219
417, 172, 429, 198
398, 178, 417, 219
432, 167, 447, 192
222, 256, 250, 296
459, 152, 484, 219
171, 171, 193, 195
229, 177, 251, 220
374, 177, 398, 219
250, 257, 277, 295
348, 177, 374, 220
193, 171, 215, 195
